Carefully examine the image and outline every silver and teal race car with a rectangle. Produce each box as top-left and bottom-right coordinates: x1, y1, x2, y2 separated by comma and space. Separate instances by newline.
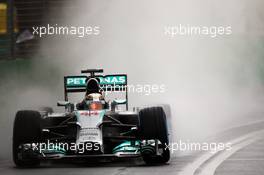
13, 69, 170, 167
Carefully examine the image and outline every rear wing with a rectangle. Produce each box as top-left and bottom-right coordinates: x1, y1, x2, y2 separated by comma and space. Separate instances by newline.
64, 74, 128, 109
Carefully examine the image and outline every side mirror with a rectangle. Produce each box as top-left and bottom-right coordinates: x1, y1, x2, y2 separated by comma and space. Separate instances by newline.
113, 99, 127, 105
111, 99, 127, 112
57, 101, 74, 112
57, 101, 70, 107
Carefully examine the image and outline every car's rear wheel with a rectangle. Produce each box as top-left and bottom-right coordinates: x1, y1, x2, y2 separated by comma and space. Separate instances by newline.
138, 107, 170, 164
13, 110, 42, 167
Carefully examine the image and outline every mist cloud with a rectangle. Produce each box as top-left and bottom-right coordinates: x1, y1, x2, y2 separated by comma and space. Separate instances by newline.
37, 0, 264, 141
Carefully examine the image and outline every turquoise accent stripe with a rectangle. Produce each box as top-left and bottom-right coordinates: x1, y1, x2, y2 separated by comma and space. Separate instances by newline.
112, 141, 140, 154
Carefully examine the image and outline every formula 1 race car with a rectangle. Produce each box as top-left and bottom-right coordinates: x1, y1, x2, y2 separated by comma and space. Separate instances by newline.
13, 69, 170, 167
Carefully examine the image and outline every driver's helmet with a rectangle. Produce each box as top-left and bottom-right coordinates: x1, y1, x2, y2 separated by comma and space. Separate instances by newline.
85, 93, 105, 110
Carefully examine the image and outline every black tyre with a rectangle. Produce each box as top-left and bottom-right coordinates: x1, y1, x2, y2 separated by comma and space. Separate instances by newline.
138, 107, 170, 164
13, 110, 42, 167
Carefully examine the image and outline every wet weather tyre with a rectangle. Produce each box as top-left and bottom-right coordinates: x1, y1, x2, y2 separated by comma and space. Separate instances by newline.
13, 110, 42, 167
138, 106, 170, 164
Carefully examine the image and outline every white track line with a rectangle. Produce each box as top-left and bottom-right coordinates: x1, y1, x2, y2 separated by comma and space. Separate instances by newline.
195, 137, 258, 175
179, 129, 264, 175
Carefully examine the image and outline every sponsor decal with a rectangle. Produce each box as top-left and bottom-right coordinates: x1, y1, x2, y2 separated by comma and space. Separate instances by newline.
66, 75, 127, 88
67, 77, 86, 87
98, 75, 126, 85
80, 111, 99, 116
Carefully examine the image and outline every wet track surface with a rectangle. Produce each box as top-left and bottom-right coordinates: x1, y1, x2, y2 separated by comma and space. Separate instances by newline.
0, 156, 192, 175
215, 138, 264, 175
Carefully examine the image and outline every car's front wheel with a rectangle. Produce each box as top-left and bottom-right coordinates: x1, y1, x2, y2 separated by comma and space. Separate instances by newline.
138, 106, 170, 164
13, 110, 42, 167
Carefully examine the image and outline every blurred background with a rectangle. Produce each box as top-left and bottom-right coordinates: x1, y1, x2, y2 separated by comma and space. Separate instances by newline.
1, 0, 264, 162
